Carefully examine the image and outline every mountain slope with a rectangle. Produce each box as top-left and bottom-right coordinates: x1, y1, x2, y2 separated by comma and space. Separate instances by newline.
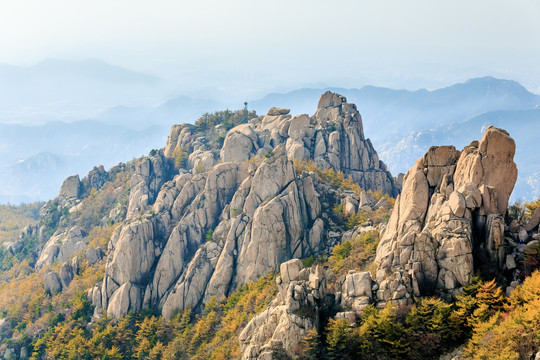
250, 77, 540, 200
88, 91, 396, 319
0, 93, 539, 360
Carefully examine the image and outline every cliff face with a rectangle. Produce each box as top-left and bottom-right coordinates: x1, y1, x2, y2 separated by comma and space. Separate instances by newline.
239, 259, 326, 360
237, 126, 520, 360
166, 91, 398, 196
81, 91, 397, 318
30, 92, 519, 319
374, 125, 517, 304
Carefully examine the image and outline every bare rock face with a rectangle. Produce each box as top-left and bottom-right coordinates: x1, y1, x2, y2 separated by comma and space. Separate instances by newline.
126, 152, 172, 219
89, 92, 396, 319
85, 247, 104, 265
340, 271, 373, 316
39, 262, 76, 297
375, 126, 517, 305
163, 124, 195, 158
35, 226, 86, 270
220, 124, 260, 163
107, 282, 143, 319
99, 215, 166, 317
43, 271, 63, 294
58, 175, 81, 201
454, 127, 517, 215
217, 91, 398, 196
59, 261, 74, 289
83, 165, 109, 192
267, 107, 291, 116
239, 260, 327, 360
94, 147, 339, 318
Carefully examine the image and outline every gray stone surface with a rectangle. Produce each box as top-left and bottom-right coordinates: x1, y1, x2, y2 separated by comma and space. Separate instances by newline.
43, 271, 62, 294
59, 261, 74, 289
86, 247, 103, 265
217, 91, 398, 196
94, 144, 341, 318
58, 175, 81, 200
239, 260, 326, 360
375, 126, 517, 304
36, 226, 86, 269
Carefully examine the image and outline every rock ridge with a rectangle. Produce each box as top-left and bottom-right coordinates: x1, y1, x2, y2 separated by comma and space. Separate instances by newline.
83, 91, 398, 318
374, 125, 517, 305
238, 126, 522, 360
28, 92, 395, 322
166, 91, 398, 196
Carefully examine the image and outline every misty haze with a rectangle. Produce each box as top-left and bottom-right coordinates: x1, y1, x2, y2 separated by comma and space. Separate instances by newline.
1, 1, 539, 203
0, 1, 539, 359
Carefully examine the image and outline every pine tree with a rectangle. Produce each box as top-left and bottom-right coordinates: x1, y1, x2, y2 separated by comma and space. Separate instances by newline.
476, 279, 506, 312
299, 327, 324, 359
326, 318, 352, 359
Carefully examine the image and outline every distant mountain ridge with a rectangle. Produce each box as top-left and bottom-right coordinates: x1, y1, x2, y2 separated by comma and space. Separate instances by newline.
251, 76, 540, 141
0, 59, 169, 124
0, 58, 160, 84
249, 77, 540, 200
0, 121, 164, 203
1, 73, 539, 203
378, 108, 540, 200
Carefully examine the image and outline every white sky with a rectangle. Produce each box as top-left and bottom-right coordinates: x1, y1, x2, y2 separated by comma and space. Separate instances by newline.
1, 0, 539, 93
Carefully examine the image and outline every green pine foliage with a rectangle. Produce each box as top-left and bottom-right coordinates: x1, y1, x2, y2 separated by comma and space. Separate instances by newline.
8, 272, 277, 359
311, 280, 475, 359
298, 327, 324, 360
194, 109, 257, 132
308, 272, 540, 360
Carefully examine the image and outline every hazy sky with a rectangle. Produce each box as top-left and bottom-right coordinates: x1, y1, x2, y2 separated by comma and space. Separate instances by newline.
1, 0, 539, 94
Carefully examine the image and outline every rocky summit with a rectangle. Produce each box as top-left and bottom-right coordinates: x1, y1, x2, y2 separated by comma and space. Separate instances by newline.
31, 91, 396, 319
166, 91, 398, 196
375, 126, 517, 305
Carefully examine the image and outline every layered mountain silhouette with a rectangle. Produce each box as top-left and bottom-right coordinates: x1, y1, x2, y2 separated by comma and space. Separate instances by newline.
1, 65, 539, 204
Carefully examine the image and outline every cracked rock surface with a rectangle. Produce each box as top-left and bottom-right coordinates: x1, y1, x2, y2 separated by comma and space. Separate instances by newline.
88, 92, 394, 318
374, 126, 517, 306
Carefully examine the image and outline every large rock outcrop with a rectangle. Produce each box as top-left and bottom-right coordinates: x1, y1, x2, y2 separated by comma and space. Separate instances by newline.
87, 92, 394, 318
374, 126, 517, 305
92, 146, 333, 318
58, 175, 81, 201
43, 260, 76, 294
239, 126, 520, 359
83, 165, 109, 192
35, 226, 86, 269
166, 91, 398, 196
126, 152, 173, 219
239, 259, 327, 360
